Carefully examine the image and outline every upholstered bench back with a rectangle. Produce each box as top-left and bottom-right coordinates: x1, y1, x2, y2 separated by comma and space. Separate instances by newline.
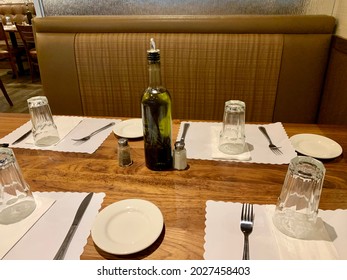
34, 15, 335, 123
0, 3, 35, 24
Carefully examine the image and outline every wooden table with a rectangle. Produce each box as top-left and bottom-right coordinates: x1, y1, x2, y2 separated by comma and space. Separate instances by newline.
1, 113, 346, 260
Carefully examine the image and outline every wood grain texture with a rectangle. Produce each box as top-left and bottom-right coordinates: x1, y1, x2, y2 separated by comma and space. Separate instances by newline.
1, 113, 346, 260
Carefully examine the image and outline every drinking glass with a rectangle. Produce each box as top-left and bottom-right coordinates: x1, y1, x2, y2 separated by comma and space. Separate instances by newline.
218, 100, 246, 155
5, 16, 12, 26
272, 156, 326, 239
27, 96, 60, 146
0, 148, 36, 225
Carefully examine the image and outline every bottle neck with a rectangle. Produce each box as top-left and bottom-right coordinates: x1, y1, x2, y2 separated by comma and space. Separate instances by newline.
148, 61, 162, 88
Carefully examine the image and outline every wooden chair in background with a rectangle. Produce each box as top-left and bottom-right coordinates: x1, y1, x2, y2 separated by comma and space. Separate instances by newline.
0, 76, 13, 106
15, 23, 39, 82
0, 23, 25, 79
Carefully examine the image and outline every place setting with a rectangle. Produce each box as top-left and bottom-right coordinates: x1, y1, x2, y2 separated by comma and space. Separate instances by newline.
0, 146, 105, 260
0, 146, 56, 259
204, 155, 347, 260
177, 100, 297, 164
0, 96, 120, 154
0, 146, 165, 259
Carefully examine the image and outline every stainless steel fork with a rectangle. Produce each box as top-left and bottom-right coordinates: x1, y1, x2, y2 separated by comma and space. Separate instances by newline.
72, 122, 115, 142
240, 203, 254, 260
258, 126, 283, 155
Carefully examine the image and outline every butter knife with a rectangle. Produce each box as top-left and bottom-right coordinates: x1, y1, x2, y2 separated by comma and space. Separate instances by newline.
180, 122, 190, 144
12, 129, 32, 145
53, 192, 93, 260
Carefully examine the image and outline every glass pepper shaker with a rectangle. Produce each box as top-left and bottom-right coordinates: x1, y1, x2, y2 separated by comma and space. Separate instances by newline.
118, 138, 132, 167
173, 141, 187, 170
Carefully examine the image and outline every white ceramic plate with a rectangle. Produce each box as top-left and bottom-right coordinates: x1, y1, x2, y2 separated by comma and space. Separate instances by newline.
290, 134, 343, 159
113, 119, 143, 138
91, 199, 164, 255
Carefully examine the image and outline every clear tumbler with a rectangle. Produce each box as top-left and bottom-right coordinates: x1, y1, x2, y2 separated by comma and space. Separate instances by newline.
0, 148, 36, 225
27, 96, 60, 146
273, 156, 326, 239
218, 100, 246, 155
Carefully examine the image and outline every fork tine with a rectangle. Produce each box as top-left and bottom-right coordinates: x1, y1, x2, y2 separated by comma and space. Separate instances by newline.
271, 147, 282, 155
241, 203, 251, 221
245, 203, 249, 221
241, 203, 245, 220
247, 203, 252, 221
241, 203, 254, 221
250, 204, 254, 221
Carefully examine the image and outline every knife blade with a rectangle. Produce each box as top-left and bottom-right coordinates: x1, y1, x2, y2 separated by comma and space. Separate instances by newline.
53, 192, 94, 260
11, 129, 32, 145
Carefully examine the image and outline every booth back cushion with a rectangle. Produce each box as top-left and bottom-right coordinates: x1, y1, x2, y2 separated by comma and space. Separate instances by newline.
34, 15, 335, 123
0, 3, 36, 25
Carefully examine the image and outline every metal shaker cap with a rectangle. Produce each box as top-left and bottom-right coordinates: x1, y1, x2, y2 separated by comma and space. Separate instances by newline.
174, 141, 185, 151
118, 138, 128, 147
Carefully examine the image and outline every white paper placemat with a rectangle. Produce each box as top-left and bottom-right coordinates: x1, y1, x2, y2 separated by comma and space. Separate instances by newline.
177, 122, 297, 164
0, 116, 121, 154
3, 192, 105, 260
204, 201, 347, 260
0, 195, 56, 259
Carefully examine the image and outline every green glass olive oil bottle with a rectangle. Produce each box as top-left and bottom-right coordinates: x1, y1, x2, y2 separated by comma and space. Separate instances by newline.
141, 38, 173, 171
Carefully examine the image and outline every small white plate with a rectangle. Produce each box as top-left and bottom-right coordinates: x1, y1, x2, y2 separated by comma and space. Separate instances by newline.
290, 134, 343, 159
91, 199, 164, 255
113, 119, 143, 138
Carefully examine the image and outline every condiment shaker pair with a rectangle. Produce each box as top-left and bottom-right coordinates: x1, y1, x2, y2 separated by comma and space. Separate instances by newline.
118, 138, 188, 170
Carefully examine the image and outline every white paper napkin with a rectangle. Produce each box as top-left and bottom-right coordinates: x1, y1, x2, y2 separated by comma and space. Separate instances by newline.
3, 192, 105, 260
177, 122, 297, 164
204, 201, 345, 260
210, 125, 251, 161
0, 116, 121, 154
0, 195, 56, 259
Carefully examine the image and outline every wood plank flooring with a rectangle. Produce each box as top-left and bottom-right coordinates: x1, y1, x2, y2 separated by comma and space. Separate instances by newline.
0, 69, 43, 113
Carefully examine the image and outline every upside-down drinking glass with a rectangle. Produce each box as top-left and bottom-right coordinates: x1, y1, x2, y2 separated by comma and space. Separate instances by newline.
27, 96, 60, 146
273, 156, 326, 239
218, 100, 246, 155
0, 148, 36, 225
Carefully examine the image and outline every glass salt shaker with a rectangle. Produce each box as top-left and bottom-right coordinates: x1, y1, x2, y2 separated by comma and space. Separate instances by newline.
173, 141, 187, 170
118, 138, 132, 167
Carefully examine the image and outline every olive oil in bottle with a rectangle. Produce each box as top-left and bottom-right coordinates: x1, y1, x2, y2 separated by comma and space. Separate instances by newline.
141, 38, 173, 170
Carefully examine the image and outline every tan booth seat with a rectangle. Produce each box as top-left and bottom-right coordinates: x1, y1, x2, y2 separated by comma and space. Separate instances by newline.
34, 15, 335, 123
318, 36, 347, 125
0, 3, 36, 24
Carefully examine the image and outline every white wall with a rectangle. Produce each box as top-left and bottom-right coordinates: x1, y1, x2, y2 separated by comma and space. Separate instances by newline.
3, 0, 346, 38
333, 0, 347, 38
0, 0, 31, 3
32, 0, 338, 16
